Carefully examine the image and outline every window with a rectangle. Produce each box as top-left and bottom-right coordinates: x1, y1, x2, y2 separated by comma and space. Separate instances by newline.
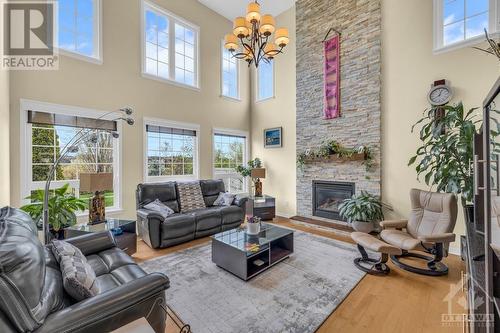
20, 102, 121, 212
434, 0, 499, 52
213, 130, 248, 193
144, 119, 199, 181
221, 41, 239, 99
257, 60, 275, 101
142, 1, 199, 88
58, 0, 101, 61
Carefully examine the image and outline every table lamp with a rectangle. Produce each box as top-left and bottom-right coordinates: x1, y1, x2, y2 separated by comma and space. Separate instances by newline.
250, 168, 266, 197
79, 172, 113, 224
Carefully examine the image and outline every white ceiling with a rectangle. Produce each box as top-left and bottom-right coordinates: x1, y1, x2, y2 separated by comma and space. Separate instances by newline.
197, 0, 295, 21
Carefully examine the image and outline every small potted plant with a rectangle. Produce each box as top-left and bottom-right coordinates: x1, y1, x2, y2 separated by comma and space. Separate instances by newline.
339, 191, 384, 233
246, 216, 262, 235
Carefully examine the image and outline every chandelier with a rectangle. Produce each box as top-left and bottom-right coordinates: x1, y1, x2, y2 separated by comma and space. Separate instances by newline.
224, 1, 290, 68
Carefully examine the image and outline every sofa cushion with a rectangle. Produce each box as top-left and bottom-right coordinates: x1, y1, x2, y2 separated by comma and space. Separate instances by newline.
51, 239, 85, 263
178, 181, 206, 212
200, 179, 226, 206
161, 214, 196, 239
219, 205, 244, 225
59, 249, 100, 301
213, 192, 236, 207
136, 182, 180, 213
143, 199, 175, 218
192, 208, 222, 232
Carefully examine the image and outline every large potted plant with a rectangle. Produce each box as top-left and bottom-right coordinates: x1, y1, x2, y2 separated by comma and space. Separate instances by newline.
21, 183, 87, 239
409, 102, 478, 220
339, 191, 384, 233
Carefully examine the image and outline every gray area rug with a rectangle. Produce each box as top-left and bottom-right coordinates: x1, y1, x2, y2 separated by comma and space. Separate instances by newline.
140, 230, 365, 333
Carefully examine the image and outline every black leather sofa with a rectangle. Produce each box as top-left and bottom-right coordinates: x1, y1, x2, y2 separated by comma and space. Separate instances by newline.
136, 179, 248, 249
0, 207, 170, 333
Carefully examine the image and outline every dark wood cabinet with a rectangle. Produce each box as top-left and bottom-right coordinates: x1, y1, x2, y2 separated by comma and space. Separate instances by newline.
246, 195, 276, 220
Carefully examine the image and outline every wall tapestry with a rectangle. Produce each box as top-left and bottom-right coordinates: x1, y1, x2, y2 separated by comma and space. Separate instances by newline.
323, 34, 340, 119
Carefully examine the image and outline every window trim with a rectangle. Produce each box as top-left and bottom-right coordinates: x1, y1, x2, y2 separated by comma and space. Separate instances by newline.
433, 0, 500, 54
220, 40, 241, 101
19, 99, 123, 214
57, 0, 103, 64
141, 0, 201, 90
255, 59, 276, 102
212, 127, 250, 194
143, 117, 201, 183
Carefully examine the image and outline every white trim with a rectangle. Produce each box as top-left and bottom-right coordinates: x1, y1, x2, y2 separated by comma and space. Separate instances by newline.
143, 117, 201, 183
448, 245, 461, 256
433, 0, 500, 54
255, 59, 276, 102
220, 40, 241, 100
57, 0, 103, 63
141, 0, 200, 90
277, 212, 294, 219
19, 99, 123, 212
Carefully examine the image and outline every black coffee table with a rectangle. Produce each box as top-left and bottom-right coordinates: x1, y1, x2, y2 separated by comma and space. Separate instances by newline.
211, 223, 294, 281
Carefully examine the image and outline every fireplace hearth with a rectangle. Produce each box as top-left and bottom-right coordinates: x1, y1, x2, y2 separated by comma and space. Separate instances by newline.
312, 181, 355, 221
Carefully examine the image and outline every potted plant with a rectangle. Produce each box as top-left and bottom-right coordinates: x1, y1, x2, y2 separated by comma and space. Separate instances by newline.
246, 216, 262, 235
409, 102, 478, 221
21, 183, 87, 239
235, 158, 263, 195
339, 191, 384, 233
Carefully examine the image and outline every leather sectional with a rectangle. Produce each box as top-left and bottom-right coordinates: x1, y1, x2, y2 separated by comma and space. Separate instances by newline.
136, 179, 248, 249
0, 207, 170, 333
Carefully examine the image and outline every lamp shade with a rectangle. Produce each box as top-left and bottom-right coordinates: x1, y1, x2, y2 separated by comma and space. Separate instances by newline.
259, 14, 275, 36
79, 173, 113, 192
264, 42, 279, 58
275, 28, 289, 47
233, 17, 249, 38
246, 2, 261, 22
224, 34, 238, 51
251, 168, 266, 179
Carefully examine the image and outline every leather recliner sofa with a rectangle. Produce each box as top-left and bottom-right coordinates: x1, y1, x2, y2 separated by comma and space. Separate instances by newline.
136, 179, 248, 249
0, 207, 170, 333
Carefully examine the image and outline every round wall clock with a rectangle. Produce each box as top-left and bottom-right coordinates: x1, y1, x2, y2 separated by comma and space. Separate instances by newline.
427, 84, 453, 106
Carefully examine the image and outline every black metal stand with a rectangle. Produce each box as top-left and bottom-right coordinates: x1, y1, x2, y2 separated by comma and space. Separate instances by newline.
353, 244, 390, 275
390, 243, 449, 276
151, 297, 191, 333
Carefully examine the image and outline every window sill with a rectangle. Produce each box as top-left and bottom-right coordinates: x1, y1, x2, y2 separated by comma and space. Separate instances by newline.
75, 208, 124, 218
141, 73, 200, 92
145, 175, 198, 183
255, 95, 276, 103
433, 32, 499, 55
58, 49, 103, 65
220, 95, 242, 102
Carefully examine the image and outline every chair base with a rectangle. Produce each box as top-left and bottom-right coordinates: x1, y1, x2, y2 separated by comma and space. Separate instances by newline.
390, 252, 449, 276
353, 244, 391, 276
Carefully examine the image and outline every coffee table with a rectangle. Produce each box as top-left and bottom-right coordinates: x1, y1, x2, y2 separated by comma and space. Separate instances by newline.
211, 223, 294, 281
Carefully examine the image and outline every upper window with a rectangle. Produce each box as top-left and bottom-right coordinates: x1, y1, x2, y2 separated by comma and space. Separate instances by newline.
257, 60, 275, 101
144, 119, 199, 182
213, 130, 248, 193
434, 0, 499, 52
58, 0, 101, 61
142, 1, 199, 88
221, 42, 239, 99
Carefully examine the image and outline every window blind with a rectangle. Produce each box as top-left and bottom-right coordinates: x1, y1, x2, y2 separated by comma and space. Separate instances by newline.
146, 125, 197, 137
27, 111, 117, 131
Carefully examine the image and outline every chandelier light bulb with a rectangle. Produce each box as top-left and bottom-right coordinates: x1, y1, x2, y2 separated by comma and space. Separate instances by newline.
259, 15, 275, 36
233, 17, 249, 38
275, 28, 290, 48
246, 2, 261, 23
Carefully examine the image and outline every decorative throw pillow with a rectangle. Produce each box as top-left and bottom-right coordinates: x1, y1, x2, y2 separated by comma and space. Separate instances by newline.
144, 199, 175, 218
213, 192, 236, 207
51, 240, 100, 301
177, 181, 206, 213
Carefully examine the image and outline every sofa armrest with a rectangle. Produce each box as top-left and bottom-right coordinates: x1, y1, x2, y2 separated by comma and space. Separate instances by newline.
233, 196, 248, 208
418, 233, 456, 243
65, 231, 117, 256
35, 273, 169, 333
137, 209, 164, 249
379, 219, 408, 230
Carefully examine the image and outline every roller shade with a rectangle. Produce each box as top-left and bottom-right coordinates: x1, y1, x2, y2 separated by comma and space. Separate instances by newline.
146, 124, 197, 137
28, 111, 117, 131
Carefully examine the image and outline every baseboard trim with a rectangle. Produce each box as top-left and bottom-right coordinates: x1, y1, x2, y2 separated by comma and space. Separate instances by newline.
276, 212, 294, 219
448, 245, 461, 256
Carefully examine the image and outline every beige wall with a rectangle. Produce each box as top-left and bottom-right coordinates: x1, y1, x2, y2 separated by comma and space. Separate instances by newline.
250, 7, 296, 217
381, 0, 498, 251
0, 69, 9, 207
9, 0, 250, 218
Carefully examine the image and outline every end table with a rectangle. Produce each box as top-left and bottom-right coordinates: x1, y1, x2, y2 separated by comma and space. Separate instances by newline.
246, 195, 276, 220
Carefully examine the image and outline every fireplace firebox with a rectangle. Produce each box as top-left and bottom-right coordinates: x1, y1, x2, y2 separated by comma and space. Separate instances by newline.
312, 181, 355, 221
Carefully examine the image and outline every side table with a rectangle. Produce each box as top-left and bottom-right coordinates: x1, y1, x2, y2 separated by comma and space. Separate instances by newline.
246, 195, 276, 220
64, 219, 137, 256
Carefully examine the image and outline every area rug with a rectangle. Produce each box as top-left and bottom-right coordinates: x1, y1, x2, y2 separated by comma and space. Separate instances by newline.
139, 230, 365, 333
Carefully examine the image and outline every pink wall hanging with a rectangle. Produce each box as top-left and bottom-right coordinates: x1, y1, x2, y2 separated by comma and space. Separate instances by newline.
323, 34, 340, 119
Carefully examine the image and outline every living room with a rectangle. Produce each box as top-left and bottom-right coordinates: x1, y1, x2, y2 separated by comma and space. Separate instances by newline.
0, 0, 499, 332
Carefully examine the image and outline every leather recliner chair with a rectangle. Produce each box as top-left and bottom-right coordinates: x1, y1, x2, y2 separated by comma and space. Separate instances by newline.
0, 207, 170, 333
380, 189, 458, 276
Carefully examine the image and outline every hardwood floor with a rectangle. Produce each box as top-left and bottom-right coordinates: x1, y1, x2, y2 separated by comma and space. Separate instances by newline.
133, 217, 466, 333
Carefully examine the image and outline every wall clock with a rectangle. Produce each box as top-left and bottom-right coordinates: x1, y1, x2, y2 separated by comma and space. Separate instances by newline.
427, 80, 453, 106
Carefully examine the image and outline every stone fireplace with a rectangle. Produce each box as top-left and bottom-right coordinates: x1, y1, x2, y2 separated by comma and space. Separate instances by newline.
312, 181, 355, 221
295, 0, 382, 223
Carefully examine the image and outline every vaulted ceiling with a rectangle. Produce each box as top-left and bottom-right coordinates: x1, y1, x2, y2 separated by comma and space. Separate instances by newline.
197, 0, 295, 21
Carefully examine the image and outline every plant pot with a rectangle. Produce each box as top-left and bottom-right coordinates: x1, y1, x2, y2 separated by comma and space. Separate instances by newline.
351, 220, 375, 233
247, 223, 261, 235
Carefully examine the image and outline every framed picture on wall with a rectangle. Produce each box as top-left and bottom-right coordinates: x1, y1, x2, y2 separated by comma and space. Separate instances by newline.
264, 127, 283, 148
